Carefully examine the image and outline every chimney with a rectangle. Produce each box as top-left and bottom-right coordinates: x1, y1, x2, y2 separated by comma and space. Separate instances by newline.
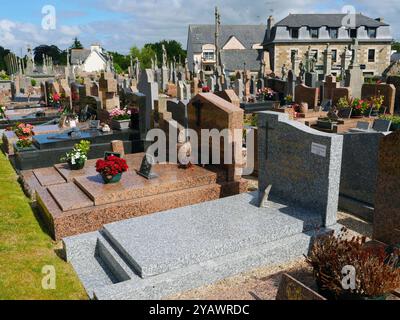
267, 15, 275, 40
375, 17, 384, 23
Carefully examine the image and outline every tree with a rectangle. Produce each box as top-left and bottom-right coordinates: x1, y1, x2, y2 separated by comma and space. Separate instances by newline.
33, 45, 64, 64
0, 46, 11, 72
70, 37, 83, 50
144, 40, 187, 67
129, 45, 156, 69
392, 42, 400, 53
109, 51, 130, 73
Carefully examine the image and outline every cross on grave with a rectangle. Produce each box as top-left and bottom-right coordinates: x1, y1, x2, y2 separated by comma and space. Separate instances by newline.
193, 100, 203, 127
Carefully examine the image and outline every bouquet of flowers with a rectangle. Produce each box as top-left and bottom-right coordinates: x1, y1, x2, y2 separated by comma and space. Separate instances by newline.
259, 87, 276, 101
202, 86, 210, 93
14, 123, 34, 139
16, 138, 33, 149
60, 140, 91, 168
96, 155, 129, 177
370, 94, 385, 111
109, 108, 131, 121
337, 97, 351, 110
351, 98, 370, 116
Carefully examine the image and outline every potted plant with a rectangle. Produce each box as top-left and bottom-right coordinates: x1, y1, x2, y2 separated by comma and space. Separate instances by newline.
202, 86, 210, 93
261, 87, 276, 101
368, 94, 385, 117
351, 98, 370, 118
109, 108, 131, 130
14, 123, 34, 139
0, 105, 5, 119
285, 94, 293, 106
379, 114, 400, 131
60, 140, 91, 170
95, 155, 129, 184
306, 228, 400, 300
15, 137, 35, 152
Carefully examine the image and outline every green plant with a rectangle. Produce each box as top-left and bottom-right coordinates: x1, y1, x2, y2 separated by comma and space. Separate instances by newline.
16, 138, 33, 149
285, 95, 293, 104
370, 94, 385, 110
0, 70, 10, 80
0, 105, 5, 118
306, 228, 400, 299
337, 97, 350, 110
379, 114, 400, 129
30, 79, 37, 87
351, 98, 370, 116
60, 140, 91, 164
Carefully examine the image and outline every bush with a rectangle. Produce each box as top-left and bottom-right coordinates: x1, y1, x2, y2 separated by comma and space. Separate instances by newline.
306, 228, 400, 299
30, 79, 37, 87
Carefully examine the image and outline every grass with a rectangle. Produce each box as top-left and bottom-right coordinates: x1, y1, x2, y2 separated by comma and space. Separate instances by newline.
0, 146, 87, 300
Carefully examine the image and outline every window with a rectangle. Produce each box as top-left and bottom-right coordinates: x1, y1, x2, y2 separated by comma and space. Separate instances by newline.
203, 51, 215, 61
205, 65, 212, 71
290, 28, 299, 39
332, 49, 337, 62
367, 28, 377, 38
349, 28, 357, 38
368, 49, 375, 62
310, 28, 319, 38
311, 49, 318, 61
329, 28, 338, 39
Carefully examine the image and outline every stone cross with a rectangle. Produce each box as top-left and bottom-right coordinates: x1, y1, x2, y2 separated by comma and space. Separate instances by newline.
162, 44, 167, 68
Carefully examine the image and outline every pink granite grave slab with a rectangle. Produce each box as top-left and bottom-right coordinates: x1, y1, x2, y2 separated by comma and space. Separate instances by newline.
47, 183, 94, 212
33, 167, 66, 187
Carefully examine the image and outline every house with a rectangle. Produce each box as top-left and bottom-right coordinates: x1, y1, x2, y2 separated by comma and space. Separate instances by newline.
187, 24, 267, 76
71, 44, 111, 73
263, 13, 393, 78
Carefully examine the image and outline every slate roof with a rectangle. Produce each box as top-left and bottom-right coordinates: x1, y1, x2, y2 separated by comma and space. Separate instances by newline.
220, 49, 262, 72
275, 13, 388, 28
71, 48, 109, 65
71, 49, 91, 64
391, 52, 400, 62
188, 25, 266, 53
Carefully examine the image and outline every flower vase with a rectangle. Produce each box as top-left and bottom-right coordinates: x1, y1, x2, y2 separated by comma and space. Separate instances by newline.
111, 119, 130, 130
68, 160, 86, 171
101, 173, 122, 184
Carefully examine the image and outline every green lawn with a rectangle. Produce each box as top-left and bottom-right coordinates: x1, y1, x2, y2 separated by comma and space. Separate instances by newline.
0, 146, 87, 300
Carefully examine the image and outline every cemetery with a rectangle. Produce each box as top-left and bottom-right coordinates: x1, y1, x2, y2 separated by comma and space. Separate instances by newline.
0, 4, 399, 303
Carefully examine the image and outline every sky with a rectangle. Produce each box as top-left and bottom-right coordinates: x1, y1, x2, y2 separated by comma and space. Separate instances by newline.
0, 0, 399, 56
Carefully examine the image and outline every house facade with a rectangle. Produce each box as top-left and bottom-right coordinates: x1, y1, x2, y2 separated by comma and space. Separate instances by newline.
71, 44, 111, 73
187, 25, 267, 76
263, 13, 393, 78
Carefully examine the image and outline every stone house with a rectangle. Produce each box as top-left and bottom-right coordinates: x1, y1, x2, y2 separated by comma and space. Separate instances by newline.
187, 25, 267, 76
71, 44, 111, 73
263, 13, 393, 78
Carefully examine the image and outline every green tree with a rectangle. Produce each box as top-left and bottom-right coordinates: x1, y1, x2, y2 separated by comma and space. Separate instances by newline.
0, 46, 11, 73
392, 42, 400, 53
33, 45, 63, 65
144, 40, 187, 67
109, 51, 130, 73
70, 37, 84, 50
129, 45, 156, 69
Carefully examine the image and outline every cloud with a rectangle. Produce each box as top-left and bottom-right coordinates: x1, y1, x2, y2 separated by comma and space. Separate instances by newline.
0, 0, 398, 55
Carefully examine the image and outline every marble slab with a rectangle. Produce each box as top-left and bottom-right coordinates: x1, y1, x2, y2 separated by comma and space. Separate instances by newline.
74, 164, 217, 206
102, 192, 323, 278
47, 183, 94, 211
33, 167, 66, 187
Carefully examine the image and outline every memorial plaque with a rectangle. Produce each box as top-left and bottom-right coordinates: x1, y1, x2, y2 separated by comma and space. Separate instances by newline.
337, 108, 352, 119
137, 153, 158, 179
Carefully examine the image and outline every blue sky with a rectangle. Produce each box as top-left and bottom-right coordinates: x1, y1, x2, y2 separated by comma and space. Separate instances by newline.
0, 0, 398, 55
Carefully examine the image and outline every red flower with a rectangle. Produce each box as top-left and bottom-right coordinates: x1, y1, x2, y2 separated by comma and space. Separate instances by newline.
202, 86, 210, 93
96, 156, 129, 176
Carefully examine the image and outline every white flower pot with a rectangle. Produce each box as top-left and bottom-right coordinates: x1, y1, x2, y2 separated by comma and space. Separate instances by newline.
111, 119, 131, 130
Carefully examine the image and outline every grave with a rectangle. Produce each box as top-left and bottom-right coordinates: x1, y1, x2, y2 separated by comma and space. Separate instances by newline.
339, 131, 390, 221
63, 111, 343, 300
13, 128, 142, 170
373, 130, 400, 245
361, 83, 396, 115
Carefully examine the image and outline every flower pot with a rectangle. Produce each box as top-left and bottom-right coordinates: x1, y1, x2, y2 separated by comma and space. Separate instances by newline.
101, 172, 122, 184
111, 119, 130, 130
14, 143, 36, 153
68, 160, 86, 170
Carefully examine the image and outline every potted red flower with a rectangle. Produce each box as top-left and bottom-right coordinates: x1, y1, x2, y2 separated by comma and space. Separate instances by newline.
202, 86, 210, 93
351, 98, 370, 118
95, 155, 129, 184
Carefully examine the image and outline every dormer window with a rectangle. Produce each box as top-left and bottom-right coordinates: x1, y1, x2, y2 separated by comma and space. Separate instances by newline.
329, 28, 338, 39
367, 28, 377, 38
290, 28, 299, 39
349, 28, 357, 38
203, 50, 215, 61
309, 28, 319, 38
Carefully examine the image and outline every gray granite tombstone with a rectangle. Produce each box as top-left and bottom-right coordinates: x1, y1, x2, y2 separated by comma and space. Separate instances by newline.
305, 72, 317, 88
258, 111, 343, 226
